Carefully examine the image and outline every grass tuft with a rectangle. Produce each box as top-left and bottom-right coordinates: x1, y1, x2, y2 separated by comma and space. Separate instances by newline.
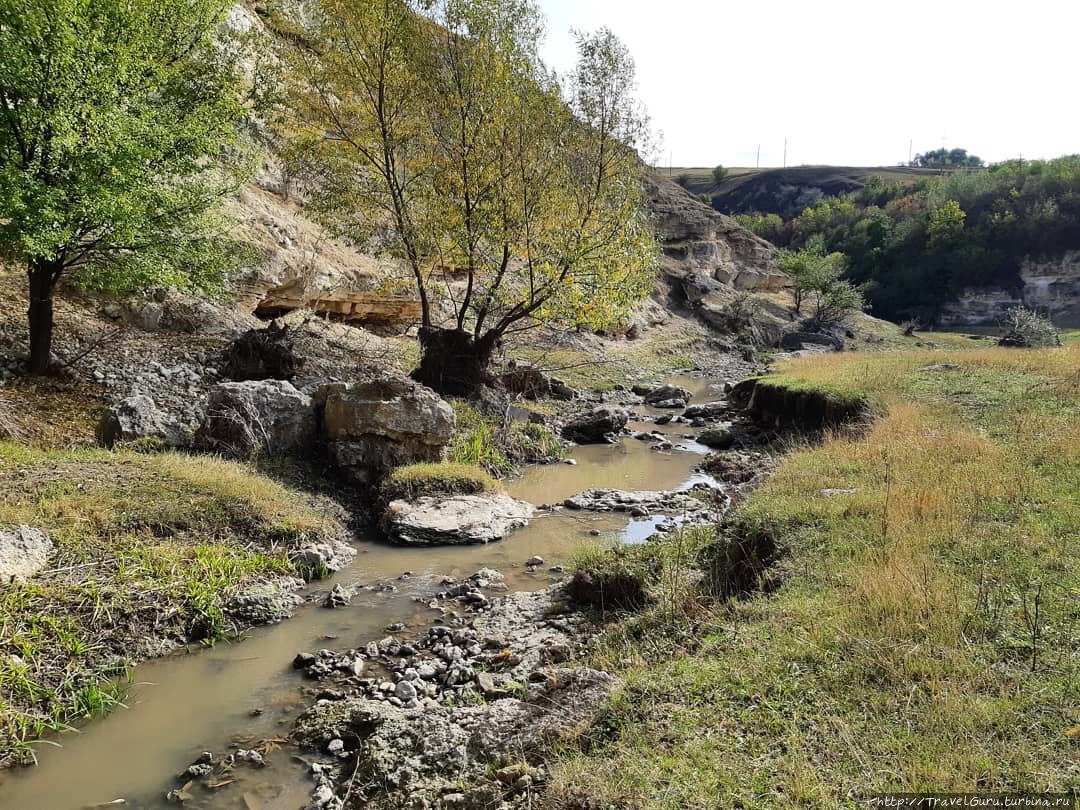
380, 462, 497, 502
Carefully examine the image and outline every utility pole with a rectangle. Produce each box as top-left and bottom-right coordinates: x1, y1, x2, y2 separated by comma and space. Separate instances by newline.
908, 138, 913, 166
756, 144, 760, 169
783, 137, 787, 168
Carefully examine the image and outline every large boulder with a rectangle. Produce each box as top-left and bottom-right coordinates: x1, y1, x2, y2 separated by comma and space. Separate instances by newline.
319, 377, 455, 482
0, 526, 53, 583
382, 492, 534, 545
780, 331, 844, 351
644, 384, 693, 405
561, 406, 628, 444
195, 380, 315, 457
97, 395, 181, 448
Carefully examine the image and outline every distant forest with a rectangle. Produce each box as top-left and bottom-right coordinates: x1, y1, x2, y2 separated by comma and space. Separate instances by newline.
735, 156, 1080, 322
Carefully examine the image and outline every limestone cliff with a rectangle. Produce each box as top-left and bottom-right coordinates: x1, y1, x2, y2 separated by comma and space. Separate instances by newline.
938, 252, 1080, 328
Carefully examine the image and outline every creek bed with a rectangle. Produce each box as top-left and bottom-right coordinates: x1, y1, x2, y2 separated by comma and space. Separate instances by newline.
0, 376, 724, 810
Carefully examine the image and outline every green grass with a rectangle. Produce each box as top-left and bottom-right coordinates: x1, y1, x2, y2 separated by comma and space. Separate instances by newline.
546, 342, 1080, 807
0, 443, 342, 766
380, 462, 497, 502
447, 400, 564, 477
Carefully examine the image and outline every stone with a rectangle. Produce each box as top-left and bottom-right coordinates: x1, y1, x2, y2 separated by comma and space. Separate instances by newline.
323, 584, 352, 608
561, 406, 628, 444
499, 363, 578, 401
395, 680, 418, 702
382, 493, 534, 546
697, 426, 735, 449
225, 581, 304, 625
0, 526, 53, 583
289, 540, 357, 574
96, 394, 180, 448
525, 555, 544, 567
643, 384, 693, 405
194, 380, 315, 457
320, 377, 455, 482
682, 401, 729, 419
780, 331, 844, 352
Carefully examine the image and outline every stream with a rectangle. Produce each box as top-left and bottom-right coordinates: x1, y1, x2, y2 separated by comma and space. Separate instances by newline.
0, 376, 721, 810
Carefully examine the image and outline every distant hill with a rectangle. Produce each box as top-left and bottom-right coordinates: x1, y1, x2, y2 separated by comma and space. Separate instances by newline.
666, 165, 942, 218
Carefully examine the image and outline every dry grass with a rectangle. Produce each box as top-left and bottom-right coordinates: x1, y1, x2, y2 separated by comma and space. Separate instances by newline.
545, 343, 1080, 807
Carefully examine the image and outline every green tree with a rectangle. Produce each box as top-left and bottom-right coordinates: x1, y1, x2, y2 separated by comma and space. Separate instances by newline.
282, 0, 657, 395
778, 239, 865, 326
912, 147, 984, 169
927, 199, 966, 248
0, 0, 247, 375
711, 164, 728, 183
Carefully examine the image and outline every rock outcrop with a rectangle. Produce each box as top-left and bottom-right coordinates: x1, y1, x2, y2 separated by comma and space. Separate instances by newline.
938, 251, 1080, 328
382, 492, 534, 545
319, 377, 455, 482
646, 173, 787, 294
195, 380, 316, 457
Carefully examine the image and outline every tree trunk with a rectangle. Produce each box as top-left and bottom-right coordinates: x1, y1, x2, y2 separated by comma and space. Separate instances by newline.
411, 327, 498, 397
27, 260, 59, 376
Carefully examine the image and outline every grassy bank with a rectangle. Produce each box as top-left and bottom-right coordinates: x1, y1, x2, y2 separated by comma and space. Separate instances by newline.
0, 443, 343, 766
547, 341, 1079, 807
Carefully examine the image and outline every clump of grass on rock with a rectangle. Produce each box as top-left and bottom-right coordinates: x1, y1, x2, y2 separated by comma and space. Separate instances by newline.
380, 462, 497, 503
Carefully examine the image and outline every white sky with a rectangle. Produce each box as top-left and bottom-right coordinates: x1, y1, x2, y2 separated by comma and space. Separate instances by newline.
537, 0, 1080, 168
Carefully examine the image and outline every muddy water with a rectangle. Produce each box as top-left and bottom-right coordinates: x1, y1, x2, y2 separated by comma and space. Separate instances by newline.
0, 376, 722, 810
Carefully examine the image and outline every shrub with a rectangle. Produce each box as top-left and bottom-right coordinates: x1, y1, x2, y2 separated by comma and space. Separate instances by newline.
999, 306, 1061, 348
380, 462, 496, 502
711, 164, 728, 183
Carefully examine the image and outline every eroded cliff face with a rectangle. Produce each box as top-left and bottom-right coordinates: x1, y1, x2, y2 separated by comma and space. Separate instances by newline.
1019, 252, 1080, 326
645, 173, 786, 293
938, 252, 1080, 328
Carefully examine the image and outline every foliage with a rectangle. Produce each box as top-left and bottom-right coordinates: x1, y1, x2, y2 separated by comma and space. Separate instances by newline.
380, 462, 496, 502
278, 0, 658, 389
777, 240, 866, 325
912, 146, 984, 168
1001, 306, 1062, 348
753, 156, 1080, 322
547, 342, 1080, 805
711, 164, 728, 183
0, 0, 250, 371
733, 210, 784, 243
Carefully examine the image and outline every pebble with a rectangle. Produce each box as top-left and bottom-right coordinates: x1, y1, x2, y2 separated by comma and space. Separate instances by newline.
525, 555, 544, 567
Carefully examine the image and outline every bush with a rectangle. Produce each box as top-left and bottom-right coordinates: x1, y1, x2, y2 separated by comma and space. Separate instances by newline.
999, 306, 1061, 348
380, 462, 496, 502
711, 164, 728, 183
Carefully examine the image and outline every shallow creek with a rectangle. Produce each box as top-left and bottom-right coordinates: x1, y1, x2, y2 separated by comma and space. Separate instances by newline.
0, 376, 721, 810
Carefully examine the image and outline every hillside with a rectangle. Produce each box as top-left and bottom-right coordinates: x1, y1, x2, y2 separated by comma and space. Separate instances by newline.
716, 158, 1080, 327
670, 165, 941, 217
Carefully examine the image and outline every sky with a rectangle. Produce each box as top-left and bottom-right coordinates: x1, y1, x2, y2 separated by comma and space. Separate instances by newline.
536, 0, 1080, 169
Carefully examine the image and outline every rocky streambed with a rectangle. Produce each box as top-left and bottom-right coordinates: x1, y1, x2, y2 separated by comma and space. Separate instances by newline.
0, 373, 778, 810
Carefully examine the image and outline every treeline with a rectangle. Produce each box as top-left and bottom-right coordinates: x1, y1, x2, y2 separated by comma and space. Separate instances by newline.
736, 156, 1080, 322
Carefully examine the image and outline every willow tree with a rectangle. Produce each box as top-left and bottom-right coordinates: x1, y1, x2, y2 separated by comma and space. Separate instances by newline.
282, 0, 658, 395
0, 0, 246, 374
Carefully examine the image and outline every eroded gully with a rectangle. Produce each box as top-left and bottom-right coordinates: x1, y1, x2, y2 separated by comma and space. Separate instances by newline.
0, 376, 719, 810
